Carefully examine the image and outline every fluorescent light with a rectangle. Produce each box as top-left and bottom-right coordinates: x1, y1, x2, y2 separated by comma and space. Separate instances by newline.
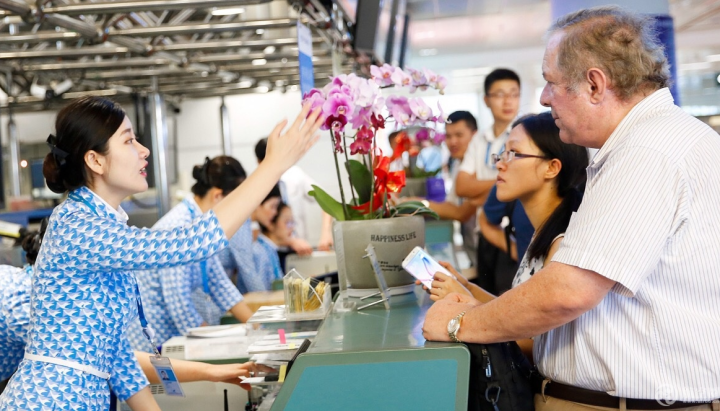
452, 67, 492, 77
679, 62, 711, 71
263, 46, 276, 54
251, 59, 267, 66
418, 48, 438, 56
706, 54, 720, 62
211, 7, 245, 16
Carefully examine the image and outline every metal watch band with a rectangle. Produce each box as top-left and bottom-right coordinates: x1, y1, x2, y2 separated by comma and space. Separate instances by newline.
449, 311, 466, 343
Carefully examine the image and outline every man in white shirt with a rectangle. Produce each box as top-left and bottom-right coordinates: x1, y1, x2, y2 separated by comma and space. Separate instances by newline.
455, 68, 521, 203
423, 6, 720, 409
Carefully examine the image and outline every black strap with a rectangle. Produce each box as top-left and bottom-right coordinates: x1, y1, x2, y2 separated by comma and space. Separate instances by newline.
503, 200, 516, 259
46, 134, 69, 166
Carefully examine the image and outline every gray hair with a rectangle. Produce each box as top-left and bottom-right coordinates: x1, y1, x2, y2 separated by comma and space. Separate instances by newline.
548, 6, 670, 101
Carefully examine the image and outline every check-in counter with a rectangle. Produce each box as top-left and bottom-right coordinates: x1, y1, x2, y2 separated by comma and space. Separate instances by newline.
270, 290, 470, 411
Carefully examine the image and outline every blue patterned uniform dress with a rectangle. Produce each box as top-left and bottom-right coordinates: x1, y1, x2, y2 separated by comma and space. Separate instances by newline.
0, 187, 228, 410
251, 235, 284, 290
126, 197, 243, 352
217, 219, 264, 294
0, 265, 30, 382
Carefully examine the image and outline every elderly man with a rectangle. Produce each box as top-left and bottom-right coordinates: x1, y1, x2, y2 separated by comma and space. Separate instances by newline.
422, 6, 720, 410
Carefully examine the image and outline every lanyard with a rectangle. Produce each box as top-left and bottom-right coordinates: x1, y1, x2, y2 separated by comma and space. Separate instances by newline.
69, 190, 162, 356
184, 199, 211, 296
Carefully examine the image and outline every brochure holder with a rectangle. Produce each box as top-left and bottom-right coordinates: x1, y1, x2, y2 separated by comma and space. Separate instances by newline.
357, 244, 391, 311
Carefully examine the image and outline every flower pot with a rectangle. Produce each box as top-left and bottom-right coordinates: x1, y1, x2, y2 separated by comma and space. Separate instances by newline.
425, 176, 446, 203
333, 216, 425, 294
400, 178, 427, 198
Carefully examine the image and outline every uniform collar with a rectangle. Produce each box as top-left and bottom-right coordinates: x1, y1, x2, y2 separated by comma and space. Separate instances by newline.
70, 186, 129, 223
257, 234, 279, 250
182, 195, 203, 219
483, 123, 513, 143
591, 88, 674, 168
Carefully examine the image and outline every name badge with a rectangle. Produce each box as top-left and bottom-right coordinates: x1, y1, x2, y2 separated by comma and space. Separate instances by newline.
150, 355, 185, 397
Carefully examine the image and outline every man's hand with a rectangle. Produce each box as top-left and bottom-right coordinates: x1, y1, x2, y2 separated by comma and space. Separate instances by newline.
422, 293, 479, 342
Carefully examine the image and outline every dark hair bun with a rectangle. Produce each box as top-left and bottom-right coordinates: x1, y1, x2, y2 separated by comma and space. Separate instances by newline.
192, 165, 204, 181
42, 152, 66, 194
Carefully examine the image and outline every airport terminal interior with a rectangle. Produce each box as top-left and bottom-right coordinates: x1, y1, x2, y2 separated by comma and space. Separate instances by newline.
0, 0, 719, 410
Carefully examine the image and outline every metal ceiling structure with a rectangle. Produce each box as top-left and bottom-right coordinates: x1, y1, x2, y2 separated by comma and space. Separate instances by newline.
0, 0, 355, 111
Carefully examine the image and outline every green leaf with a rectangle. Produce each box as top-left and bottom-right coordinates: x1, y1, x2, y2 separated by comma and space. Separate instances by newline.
345, 159, 372, 204
391, 200, 440, 220
308, 185, 367, 221
308, 185, 348, 221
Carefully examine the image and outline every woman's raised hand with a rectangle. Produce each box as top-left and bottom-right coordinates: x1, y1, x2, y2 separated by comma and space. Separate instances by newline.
265, 104, 324, 173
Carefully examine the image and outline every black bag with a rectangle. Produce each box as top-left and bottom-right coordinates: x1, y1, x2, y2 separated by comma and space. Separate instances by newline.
473, 201, 518, 295
466, 342, 535, 411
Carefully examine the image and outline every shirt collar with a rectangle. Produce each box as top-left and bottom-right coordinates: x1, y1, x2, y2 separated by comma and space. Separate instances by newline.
483, 123, 513, 143
182, 195, 203, 219
257, 234, 279, 250
72, 186, 129, 223
591, 88, 674, 168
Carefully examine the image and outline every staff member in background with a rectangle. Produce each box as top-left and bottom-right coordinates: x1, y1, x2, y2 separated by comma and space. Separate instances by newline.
126, 156, 255, 353
455, 68, 521, 203
0, 96, 322, 411
0, 225, 263, 395
418, 111, 481, 265
255, 137, 334, 253
423, 6, 720, 409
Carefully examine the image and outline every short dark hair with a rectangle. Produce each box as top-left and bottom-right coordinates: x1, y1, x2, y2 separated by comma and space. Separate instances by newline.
446, 111, 478, 132
255, 138, 268, 162
43, 96, 126, 193
191, 155, 247, 197
484, 68, 521, 95
263, 184, 282, 204
260, 202, 289, 234
21, 218, 49, 265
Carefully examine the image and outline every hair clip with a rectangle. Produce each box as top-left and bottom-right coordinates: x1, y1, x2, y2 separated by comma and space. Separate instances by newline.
200, 156, 211, 185
46, 134, 69, 167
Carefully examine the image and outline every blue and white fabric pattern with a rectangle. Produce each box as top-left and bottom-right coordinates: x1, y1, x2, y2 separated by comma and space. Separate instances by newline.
217, 218, 264, 294
0, 186, 228, 410
251, 234, 284, 290
126, 197, 243, 353
0, 265, 30, 381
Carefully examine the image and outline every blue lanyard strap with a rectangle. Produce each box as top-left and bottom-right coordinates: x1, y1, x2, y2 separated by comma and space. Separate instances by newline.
185, 199, 212, 296
136, 281, 161, 356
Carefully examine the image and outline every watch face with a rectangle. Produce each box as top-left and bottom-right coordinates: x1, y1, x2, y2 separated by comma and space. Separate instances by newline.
447, 317, 459, 334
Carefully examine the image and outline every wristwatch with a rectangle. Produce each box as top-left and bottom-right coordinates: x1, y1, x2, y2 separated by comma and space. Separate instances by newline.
447, 311, 466, 343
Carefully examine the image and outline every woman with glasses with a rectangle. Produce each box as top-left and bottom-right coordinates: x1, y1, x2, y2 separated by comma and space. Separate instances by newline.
126, 156, 256, 353
426, 111, 588, 303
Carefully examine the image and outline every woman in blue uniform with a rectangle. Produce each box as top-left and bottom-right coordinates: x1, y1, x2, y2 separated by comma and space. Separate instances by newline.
0, 96, 322, 410
0, 226, 262, 395
127, 156, 255, 352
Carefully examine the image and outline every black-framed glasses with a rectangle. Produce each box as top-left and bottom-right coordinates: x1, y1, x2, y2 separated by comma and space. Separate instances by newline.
491, 150, 550, 164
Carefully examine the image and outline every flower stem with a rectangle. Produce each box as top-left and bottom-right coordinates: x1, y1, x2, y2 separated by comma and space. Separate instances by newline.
343, 135, 357, 205
331, 131, 349, 220
369, 129, 377, 219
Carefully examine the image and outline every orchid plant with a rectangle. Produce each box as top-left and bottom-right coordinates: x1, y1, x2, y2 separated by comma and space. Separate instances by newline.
391, 128, 446, 179
305, 64, 448, 221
